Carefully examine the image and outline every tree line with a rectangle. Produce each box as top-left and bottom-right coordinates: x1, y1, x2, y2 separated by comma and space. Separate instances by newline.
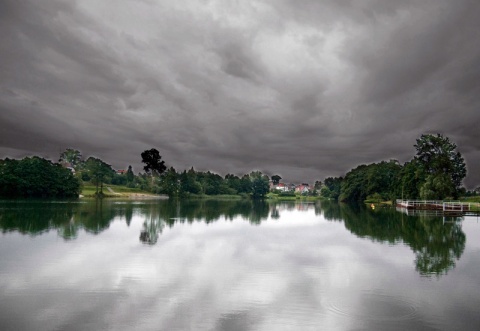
0, 156, 80, 198
321, 133, 469, 202
0, 147, 272, 199
0, 133, 473, 200
139, 148, 271, 198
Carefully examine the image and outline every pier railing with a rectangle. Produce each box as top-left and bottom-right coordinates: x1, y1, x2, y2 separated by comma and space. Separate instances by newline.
396, 200, 470, 212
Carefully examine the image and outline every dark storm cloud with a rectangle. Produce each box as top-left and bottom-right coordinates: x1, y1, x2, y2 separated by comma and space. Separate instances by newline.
1, 0, 479, 187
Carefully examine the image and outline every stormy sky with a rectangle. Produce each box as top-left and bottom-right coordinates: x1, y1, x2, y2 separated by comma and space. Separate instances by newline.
1, 0, 479, 187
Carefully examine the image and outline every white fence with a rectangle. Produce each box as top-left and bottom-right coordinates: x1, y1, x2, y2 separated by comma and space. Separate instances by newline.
396, 200, 470, 212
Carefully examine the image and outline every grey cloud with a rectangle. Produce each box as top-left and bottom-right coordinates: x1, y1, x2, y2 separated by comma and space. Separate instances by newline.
1, 0, 479, 187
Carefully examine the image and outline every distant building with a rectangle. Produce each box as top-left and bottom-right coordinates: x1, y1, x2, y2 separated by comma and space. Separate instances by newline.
295, 184, 310, 194
116, 169, 127, 175
274, 183, 289, 192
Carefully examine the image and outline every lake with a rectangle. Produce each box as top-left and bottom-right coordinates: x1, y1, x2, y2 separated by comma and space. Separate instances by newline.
1, 199, 479, 330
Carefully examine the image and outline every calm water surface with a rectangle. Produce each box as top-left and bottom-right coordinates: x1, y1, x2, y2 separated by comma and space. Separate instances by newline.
1, 199, 479, 330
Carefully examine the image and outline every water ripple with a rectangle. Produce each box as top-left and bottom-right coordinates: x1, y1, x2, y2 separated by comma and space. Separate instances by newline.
326, 290, 419, 322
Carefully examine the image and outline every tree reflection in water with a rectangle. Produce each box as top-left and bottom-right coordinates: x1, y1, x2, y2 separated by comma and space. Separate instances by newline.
0, 199, 466, 277
318, 201, 466, 277
139, 205, 165, 245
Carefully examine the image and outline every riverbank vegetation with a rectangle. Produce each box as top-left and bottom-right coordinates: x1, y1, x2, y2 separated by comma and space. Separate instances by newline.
1, 133, 477, 201
0, 157, 80, 198
322, 133, 473, 203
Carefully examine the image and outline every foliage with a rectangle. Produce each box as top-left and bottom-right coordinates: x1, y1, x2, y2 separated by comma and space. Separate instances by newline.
250, 171, 270, 199
180, 168, 202, 195
85, 157, 114, 195
271, 174, 282, 185
322, 177, 343, 200
339, 161, 402, 202
111, 173, 127, 186
365, 193, 383, 203
126, 165, 134, 183
420, 173, 454, 200
0, 157, 80, 198
414, 133, 466, 199
58, 148, 83, 170
397, 159, 425, 199
323, 133, 468, 202
141, 148, 167, 177
278, 191, 296, 197
158, 167, 180, 197
147, 166, 271, 199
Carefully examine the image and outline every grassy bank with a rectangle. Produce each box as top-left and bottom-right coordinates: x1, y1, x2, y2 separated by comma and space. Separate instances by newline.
266, 193, 322, 201
185, 194, 245, 200
461, 198, 480, 212
81, 184, 157, 198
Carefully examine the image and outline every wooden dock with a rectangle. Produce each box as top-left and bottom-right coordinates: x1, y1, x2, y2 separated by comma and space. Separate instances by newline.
395, 200, 471, 213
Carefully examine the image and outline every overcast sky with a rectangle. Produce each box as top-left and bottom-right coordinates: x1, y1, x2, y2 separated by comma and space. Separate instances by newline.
1, 0, 479, 187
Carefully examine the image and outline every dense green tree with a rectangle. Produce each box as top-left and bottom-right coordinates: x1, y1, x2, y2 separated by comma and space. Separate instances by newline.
159, 167, 179, 197
135, 172, 149, 191
225, 173, 241, 193
141, 148, 167, 185
322, 177, 343, 200
179, 168, 202, 196
366, 160, 402, 201
58, 148, 83, 170
250, 171, 269, 199
239, 174, 253, 194
0, 157, 80, 198
338, 161, 402, 202
85, 157, 114, 196
340, 165, 368, 202
111, 173, 127, 185
203, 172, 224, 195
414, 133, 466, 199
420, 173, 455, 200
126, 165, 134, 183
397, 159, 425, 199
271, 175, 282, 185
319, 133, 468, 202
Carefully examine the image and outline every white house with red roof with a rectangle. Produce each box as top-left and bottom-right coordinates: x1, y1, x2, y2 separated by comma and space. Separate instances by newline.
295, 184, 310, 194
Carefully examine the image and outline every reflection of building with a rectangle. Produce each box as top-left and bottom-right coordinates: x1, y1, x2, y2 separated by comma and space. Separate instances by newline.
296, 203, 312, 211
269, 202, 315, 215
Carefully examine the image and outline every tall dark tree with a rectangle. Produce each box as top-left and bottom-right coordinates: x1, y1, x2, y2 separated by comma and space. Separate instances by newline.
414, 133, 466, 199
397, 159, 425, 199
59, 148, 83, 170
160, 167, 179, 197
126, 165, 134, 183
271, 175, 282, 185
85, 157, 114, 195
322, 177, 343, 200
141, 148, 167, 185
250, 171, 269, 199
225, 173, 241, 193
180, 168, 201, 195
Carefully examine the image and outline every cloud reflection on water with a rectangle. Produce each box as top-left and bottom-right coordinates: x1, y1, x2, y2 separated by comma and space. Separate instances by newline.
0, 199, 477, 330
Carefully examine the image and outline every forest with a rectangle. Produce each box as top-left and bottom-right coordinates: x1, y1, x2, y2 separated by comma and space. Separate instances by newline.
0, 133, 475, 200
322, 133, 469, 202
